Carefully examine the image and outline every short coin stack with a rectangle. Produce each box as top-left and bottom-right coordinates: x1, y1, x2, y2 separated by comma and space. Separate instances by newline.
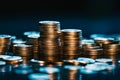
0, 35, 11, 54
81, 39, 103, 56
13, 44, 33, 64
103, 44, 120, 55
11, 39, 26, 53
61, 29, 82, 55
94, 37, 115, 47
39, 21, 60, 56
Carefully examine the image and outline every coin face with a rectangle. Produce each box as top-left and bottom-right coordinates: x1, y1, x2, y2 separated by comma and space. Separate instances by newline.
0, 55, 10, 59
28, 73, 50, 80
2, 56, 22, 64
12, 39, 26, 44
39, 67, 60, 73
27, 34, 40, 38
61, 29, 81, 32
24, 31, 40, 36
95, 58, 112, 63
90, 34, 106, 39
0, 34, 11, 38
94, 37, 114, 41
77, 57, 95, 64
3, 56, 22, 60
13, 44, 32, 47
39, 21, 60, 24
0, 61, 6, 65
83, 62, 109, 71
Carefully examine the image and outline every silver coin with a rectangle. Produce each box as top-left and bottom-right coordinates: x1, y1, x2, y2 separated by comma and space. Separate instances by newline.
39, 67, 59, 73
95, 58, 112, 63
77, 57, 95, 64
61, 29, 81, 32
28, 73, 50, 80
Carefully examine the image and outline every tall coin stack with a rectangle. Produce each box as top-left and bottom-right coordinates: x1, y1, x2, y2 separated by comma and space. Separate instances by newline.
26, 34, 40, 59
61, 29, 82, 55
0, 35, 11, 54
39, 21, 60, 56
13, 44, 33, 64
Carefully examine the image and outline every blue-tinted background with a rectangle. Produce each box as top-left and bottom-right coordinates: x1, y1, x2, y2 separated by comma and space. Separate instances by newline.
0, 0, 120, 38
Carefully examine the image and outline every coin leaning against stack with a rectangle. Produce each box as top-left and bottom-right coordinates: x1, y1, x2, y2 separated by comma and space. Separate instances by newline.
61, 29, 82, 55
39, 21, 60, 56
0, 34, 11, 54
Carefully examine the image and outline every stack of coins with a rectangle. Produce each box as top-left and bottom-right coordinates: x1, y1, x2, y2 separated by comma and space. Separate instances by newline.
61, 29, 82, 55
103, 44, 120, 55
0, 34, 11, 54
81, 39, 96, 54
94, 37, 114, 47
83, 46, 103, 56
39, 21, 60, 56
10, 39, 26, 53
12, 39, 26, 45
8, 35, 16, 52
82, 39, 95, 48
13, 44, 33, 64
23, 31, 40, 40
26, 34, 40, 59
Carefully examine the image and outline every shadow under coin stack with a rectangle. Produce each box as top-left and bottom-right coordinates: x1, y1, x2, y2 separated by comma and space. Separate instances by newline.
0, 35, 11, 54
61, 29, 82, 55
39, 21, 60, 56
13, 44, 33, 64
62, 65, 81, 80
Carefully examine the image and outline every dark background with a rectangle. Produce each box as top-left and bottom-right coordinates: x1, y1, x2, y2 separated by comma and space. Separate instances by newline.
0, 0, 120, 38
